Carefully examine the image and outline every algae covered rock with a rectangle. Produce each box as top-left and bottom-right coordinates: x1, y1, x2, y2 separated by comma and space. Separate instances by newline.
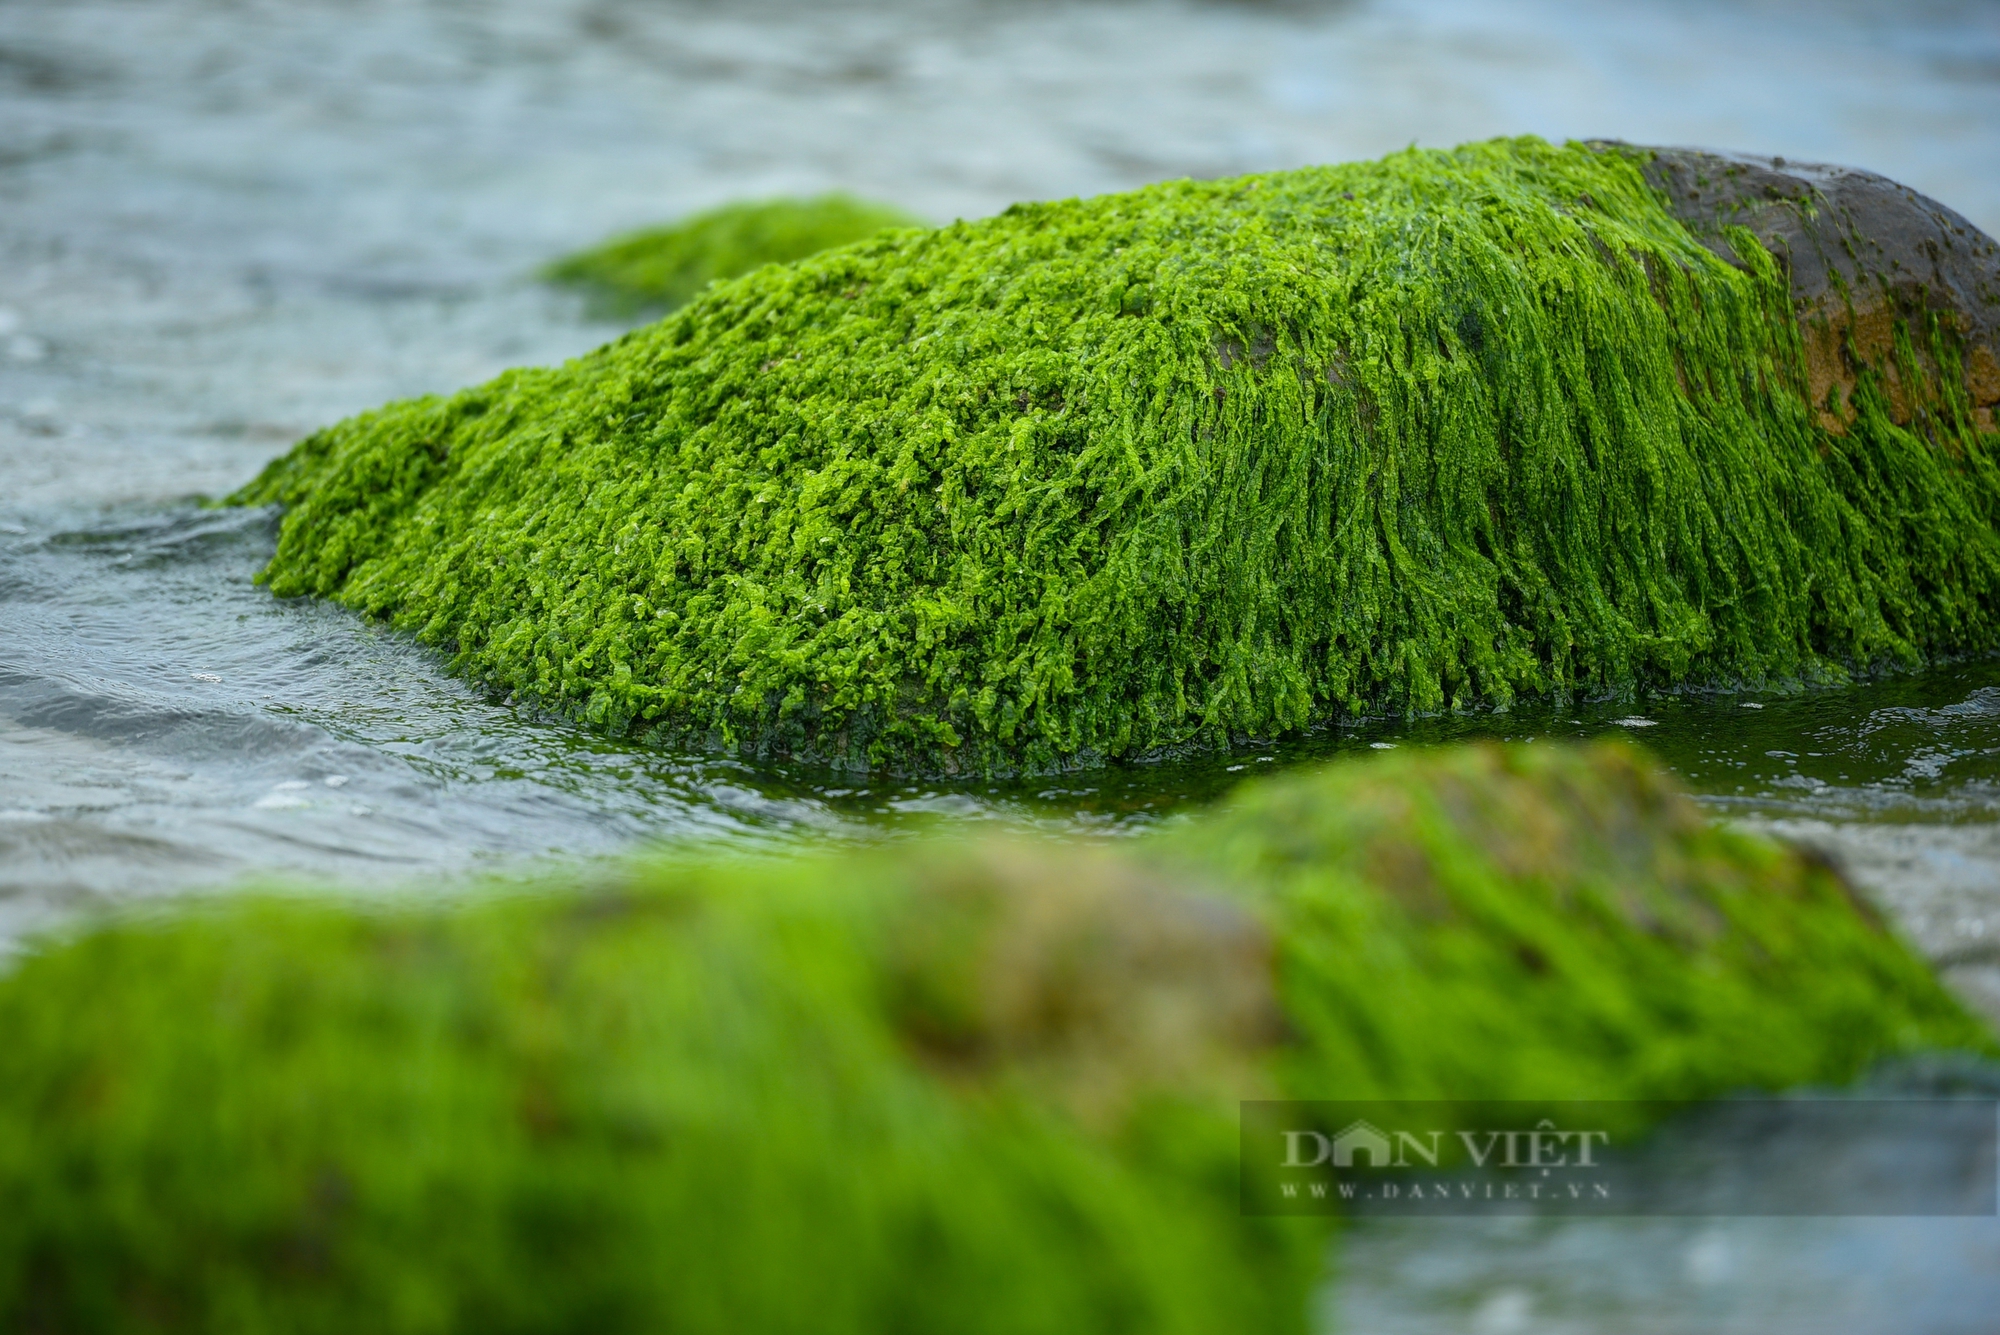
545, 194, 925, 313
236, 136, 2000, 775
1179, 740, 1989, 1104
0, 742, 1985, 1333
0, 849, 1312, 1335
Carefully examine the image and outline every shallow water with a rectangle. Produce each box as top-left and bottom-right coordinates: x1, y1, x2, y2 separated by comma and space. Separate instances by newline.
1332, 1057, 2000, 1335
3, 0, 1999, 1326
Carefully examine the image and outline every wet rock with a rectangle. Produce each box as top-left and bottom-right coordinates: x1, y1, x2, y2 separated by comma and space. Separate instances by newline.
1599, 142, 2000, 433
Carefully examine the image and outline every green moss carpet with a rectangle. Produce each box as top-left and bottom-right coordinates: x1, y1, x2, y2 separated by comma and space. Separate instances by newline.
235, 137, 2000, 775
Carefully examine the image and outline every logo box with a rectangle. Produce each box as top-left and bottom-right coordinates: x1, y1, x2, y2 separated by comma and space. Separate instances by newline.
1240, 1099, 1998, 1217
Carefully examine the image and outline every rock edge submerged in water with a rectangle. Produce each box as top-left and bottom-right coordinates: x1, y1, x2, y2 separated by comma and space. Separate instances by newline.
0, 742, 1985, 1333
234, 137, 2000, 775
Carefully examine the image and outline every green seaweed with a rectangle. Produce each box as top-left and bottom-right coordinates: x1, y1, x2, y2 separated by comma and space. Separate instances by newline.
0, 866, 1313, 1335
1178, 740, 1989, 1108
544, 194, 925, 313
235, 137, 2000, 775
0, 742, 1985, 1332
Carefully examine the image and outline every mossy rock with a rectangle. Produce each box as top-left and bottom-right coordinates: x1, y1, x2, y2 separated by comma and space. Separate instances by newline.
1184, 740, 1991, 1106
235, 137, 2000, 775
0, 854, 1311, 1335
544, 194, 925, 314
0, 742, 1985, 1333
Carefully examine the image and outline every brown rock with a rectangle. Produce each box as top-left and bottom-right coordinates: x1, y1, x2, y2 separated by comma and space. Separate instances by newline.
1594, 142, 2000, 434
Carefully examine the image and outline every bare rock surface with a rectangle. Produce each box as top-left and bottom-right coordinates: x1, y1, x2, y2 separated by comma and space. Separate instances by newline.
1602, 142, 2000, 434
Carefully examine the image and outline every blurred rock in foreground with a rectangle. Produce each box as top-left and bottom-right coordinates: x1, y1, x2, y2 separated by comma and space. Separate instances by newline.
0, 742, 1985, 1333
